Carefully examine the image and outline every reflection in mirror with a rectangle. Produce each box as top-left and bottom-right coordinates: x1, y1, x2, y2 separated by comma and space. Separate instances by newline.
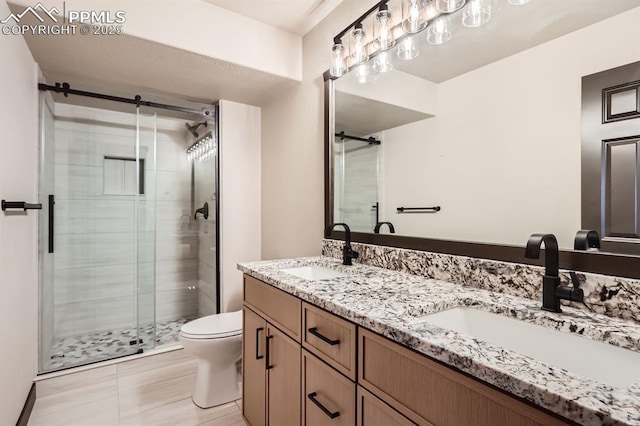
331, 1, 640, 254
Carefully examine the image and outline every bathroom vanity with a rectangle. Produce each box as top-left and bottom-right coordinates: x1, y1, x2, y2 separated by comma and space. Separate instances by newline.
239, 257, 640, 426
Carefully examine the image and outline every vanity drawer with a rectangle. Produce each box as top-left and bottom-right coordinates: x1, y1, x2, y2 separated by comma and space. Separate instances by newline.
243, 274, 301, 342
358, 329, 570, 426
302, 302, 357, 380
303, 350, 355, 426
357, 386, 418, 426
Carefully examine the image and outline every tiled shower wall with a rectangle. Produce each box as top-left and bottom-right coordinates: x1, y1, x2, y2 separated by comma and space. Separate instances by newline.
52, 104, 199, 338
334, 140, 381, 233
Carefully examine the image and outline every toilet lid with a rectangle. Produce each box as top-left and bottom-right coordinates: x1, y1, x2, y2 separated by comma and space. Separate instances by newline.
180, 311, 242, 339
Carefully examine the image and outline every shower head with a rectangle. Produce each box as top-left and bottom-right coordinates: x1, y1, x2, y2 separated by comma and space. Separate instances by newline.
185, 120, 208, 138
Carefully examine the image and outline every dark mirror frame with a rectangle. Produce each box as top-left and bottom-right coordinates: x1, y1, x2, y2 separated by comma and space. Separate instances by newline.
323, 75, 640, 280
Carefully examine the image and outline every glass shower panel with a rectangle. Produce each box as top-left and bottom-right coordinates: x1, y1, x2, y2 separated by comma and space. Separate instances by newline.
136, 108, 157, 350
193, 121, 218, 317
38, 98, 143, 373
334, 137, 381, 233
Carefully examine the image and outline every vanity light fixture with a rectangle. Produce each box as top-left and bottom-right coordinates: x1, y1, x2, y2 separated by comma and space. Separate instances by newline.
397, 34, 419, 60
328, 0, 528, 79
426, 15, 452, 45
350, 23, 369, 65
330, 42, 346, 77
375, 3, 394, 50
462, 0, 492, 28
435, 0, 466, 13
187, 131, 216, 163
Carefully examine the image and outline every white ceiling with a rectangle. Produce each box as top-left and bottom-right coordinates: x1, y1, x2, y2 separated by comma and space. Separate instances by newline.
200, 0, 344, 35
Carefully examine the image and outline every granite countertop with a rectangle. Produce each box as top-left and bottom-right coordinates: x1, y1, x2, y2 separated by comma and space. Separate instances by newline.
238, 256, 640, 426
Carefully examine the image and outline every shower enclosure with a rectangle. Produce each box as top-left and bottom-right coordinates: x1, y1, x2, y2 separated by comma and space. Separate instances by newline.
333, 132, 382, 233
38, 85, 220, 373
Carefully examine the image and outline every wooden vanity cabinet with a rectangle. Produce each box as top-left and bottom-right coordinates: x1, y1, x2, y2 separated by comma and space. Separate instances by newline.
243, 275, 302, 426
358, 329, 570, 426
243, 274, 572, 426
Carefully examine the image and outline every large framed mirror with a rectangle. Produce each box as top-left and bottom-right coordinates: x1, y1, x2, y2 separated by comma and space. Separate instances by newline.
325, 0, 640, 278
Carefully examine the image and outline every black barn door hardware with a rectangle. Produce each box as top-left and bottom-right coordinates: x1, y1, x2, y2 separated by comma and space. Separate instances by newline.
396, 206, 441, 213
1, 200, 42, 211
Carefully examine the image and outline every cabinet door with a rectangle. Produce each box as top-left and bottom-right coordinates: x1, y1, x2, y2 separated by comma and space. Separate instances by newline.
243, 307, 267, 426
267, 324, 301, 426
357, 386, 418, 426
303, 350, 355, 426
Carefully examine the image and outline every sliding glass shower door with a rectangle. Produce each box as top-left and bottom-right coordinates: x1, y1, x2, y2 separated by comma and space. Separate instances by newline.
38, 95, 156, 373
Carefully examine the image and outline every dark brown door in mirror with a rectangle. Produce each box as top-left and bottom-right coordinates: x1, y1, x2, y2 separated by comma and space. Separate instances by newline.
582, 61, 640, 255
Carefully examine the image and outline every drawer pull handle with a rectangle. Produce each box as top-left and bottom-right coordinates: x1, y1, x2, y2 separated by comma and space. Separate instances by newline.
308, 392, 340, 419
255, 327, 264, 360
308, 327, 340, 346
265, 335, 274, 370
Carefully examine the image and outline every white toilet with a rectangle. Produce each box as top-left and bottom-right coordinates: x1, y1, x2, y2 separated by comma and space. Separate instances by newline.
179, 310, 243, 408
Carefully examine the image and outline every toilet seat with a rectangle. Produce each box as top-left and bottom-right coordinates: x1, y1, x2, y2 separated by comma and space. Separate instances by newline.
180, 311, 242, 340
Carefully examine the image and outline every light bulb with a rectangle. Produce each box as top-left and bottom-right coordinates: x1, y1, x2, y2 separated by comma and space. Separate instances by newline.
427, 16, 452, 45
376, 9, 394, 50
397, 35, 419, 60
351, 26, 368, 65
402, 0, 426, 34
330, 43, 346, 77
508, 0, 529, 4
462, 0, 491, 28
435, 0, 466, 13
374, 50, 393, 73
355, 63, 373, 84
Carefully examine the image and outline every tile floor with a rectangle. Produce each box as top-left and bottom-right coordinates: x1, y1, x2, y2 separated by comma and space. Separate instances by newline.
30, 349, 246, 426
45, 319, 191, 371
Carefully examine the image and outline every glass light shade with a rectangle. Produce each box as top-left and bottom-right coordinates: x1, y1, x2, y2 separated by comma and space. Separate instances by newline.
426, 16, 452, 45
508, 0, 529, 4
350, 27, 369, 65
330, 43, 346, 77
402, 0, 427, 34
462, 0, 491, 28
397, 35, 419, 60
373, 50, 393, 73
435, 0, 466, 13
375, 9, 394, 50
354, 63, 374, 84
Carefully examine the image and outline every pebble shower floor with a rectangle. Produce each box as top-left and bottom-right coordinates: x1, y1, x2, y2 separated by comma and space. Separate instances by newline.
44, 318, 191, 371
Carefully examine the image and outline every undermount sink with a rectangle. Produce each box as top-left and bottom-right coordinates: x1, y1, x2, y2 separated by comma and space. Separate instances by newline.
412, 307, 640, 388
280, 266, 347, 281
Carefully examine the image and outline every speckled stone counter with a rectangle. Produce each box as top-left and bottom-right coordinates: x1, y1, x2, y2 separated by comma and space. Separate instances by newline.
238, 256, 640, 426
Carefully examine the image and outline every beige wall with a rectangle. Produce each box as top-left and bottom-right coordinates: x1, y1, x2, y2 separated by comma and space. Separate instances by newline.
220, 100, 262, 311
0, 0, 39, 421
261, 0, 376, 260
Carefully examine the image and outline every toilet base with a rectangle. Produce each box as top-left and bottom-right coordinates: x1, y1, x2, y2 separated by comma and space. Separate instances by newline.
192, 358, 241, 408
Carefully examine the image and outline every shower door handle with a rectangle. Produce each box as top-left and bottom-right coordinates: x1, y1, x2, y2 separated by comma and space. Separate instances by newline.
48, 195, 54, 253
255, 327, 264, 360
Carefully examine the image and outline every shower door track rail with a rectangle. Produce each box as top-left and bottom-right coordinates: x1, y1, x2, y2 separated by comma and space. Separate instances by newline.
38, 82, 214, 117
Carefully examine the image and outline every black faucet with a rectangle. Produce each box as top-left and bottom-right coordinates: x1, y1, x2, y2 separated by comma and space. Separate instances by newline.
374, 222, 395, 234
325, 223, 359, 265
524, 233, 584, 313
194, 202, 209, 220
574, 230, 600, 251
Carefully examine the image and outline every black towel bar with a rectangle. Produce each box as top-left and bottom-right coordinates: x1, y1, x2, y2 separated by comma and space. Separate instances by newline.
1, 200, 42, 211
396, 206, 441, 213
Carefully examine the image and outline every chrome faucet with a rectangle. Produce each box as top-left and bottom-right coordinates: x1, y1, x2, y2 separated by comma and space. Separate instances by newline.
325, 223, 359, 265
524, 233, 584, 313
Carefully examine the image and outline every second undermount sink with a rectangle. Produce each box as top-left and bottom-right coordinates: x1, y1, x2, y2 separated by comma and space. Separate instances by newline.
411, 307, 640, 388
280, 266, 347, 281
